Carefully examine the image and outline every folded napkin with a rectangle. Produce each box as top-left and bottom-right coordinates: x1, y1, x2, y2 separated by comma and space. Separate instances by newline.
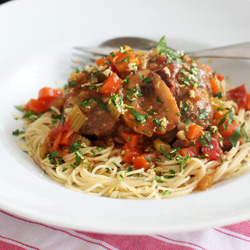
0, 210, 249, 250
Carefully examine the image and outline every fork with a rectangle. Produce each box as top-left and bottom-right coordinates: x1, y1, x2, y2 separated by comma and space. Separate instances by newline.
72, 41, 250, 69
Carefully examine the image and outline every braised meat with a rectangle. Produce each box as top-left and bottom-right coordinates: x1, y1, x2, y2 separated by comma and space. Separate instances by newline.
62, 44, 214, 144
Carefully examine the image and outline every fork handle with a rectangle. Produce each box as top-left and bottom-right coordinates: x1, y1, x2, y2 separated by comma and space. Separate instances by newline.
75, 42, 250, 59
187, 42, 250, 59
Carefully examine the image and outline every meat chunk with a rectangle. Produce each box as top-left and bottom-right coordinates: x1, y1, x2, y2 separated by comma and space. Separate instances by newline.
63, 72, 117, 137
79, 105, 117, 136
148, 57, 213, 128
174, 61, 213, 127
122, 69, 180, 137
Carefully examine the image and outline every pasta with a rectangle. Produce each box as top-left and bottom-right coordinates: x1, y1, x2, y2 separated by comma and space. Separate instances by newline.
14, 37, 250, 199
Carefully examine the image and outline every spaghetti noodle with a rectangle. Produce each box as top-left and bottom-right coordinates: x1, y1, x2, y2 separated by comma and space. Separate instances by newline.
14, 37, 250, 199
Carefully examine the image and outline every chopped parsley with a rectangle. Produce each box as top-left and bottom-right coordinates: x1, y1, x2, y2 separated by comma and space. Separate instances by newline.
156, 96, 163, 104
199, 109, 208, 120
68, 79, 76, 87
189, 141, 196, 146
153, 118, 163, 131
69, 140, 83, 153
96, 146, 105, 152
157, 36, 167, 54
79, 98, 93, 108
214, 92, 223, 98
162, 190, 171, 196
75, 150, 84, 165
125, 86, 143, 103
143, 77, 154, 84
148, 109, 155, 115
129, 110, 147, 124
51, 114, 63, 124
219, 155, 224, 163
71, 163, 77, 169
156, 36, 182, 64
229, 126, 242, 147
181, 104, 190, 115
127, 167, 133, 172
152, 176, 164, 183
116, 56, 130, 65
160, 146, 179, 160
198, 131, 212, 149
176, 155, 191, 172
75, 67, 81, 73
92, 96, 110, 113
112, 162, 118, 167
15, 105, 24, 112
145, 155, 153, 162
12, 129, 25, 136
89, 73, 102, 80
241, 122, 250, 143
185, 118, 190, 124
48, 151, 62, 164
164, 169, 176, 179
23, 110, 42, 120
217, 108, 234, 128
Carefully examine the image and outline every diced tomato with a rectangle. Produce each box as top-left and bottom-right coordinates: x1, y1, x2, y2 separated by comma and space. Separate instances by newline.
226, 84, 247, 108
202, 138, 224, 161
25, 98, 47, 114
210, 77, 220, 96
109, 46, 139, 74
213, 110, 227, 120
121, 132, 139, 148
49, 96, 65, 110
50, 132, 62, 152
187, 124, 204, 142
38, 87, 63, 101
48, 122, 71, 140
132, 153, 156, 171
246, 93, 250, 110
212, 110, 241, 148
214, 73, 224, 82
213, 111, 241, 139
122, 143, 141, 163
205, 64, 212, 75
56, 149, 69, 157
95, 57, 107, 67
48, 122, 73, 151
155, 57, 168, 64
182, 55, 192, 63
99, 73, 123, 96
220, 120, 241, 140
210, 73, 224, 96
59, 131, 72, 146
26, 87, 64, 114
178, 145, 200, 157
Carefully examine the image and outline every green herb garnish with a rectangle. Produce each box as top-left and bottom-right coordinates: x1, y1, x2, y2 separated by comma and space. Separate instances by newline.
79, 98, 93, 108
69, 80, 76, 87
129, 110, 147, 124
229, 127, 242, 147
12, 129, 25, 136
241, 122, 250, 143
143, 77, 154, 84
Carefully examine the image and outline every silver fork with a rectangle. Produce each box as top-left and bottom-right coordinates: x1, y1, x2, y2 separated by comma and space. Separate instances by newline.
72, 41, 250, 69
